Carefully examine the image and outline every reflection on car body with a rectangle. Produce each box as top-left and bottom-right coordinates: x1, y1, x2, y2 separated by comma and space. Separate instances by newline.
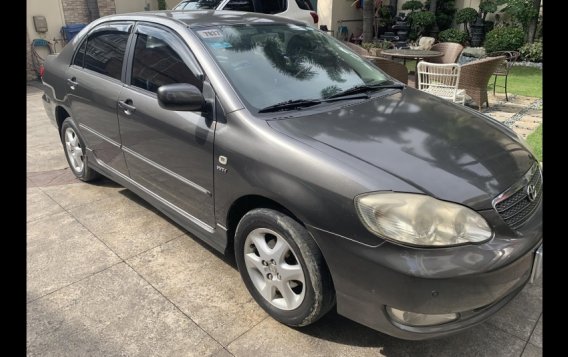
41, 10, 542, 340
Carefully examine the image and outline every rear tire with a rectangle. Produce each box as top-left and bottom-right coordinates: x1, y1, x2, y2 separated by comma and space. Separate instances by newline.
61, 117, 100, 182
235, 208, 335, 327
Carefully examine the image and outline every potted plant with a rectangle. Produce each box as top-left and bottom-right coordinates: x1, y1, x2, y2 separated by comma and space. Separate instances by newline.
470, 0, 499, 46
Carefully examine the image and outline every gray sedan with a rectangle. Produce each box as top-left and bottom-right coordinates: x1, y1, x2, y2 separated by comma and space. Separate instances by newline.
41, 10, 542, 340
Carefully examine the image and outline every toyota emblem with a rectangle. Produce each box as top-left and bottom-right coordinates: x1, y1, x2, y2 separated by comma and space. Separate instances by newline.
526, 184, 537, 202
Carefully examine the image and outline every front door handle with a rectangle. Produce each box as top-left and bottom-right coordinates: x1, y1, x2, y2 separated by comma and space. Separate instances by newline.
118, 99, 136, 115
67, 78, 78, 90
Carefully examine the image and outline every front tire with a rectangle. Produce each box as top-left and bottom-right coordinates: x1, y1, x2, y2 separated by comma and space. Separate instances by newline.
235, 208, 335, 327
60, 117, 100, 182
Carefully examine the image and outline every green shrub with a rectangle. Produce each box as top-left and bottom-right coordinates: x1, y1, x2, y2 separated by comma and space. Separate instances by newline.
401, 0, 424, 11
484, 26, 525, 53
519, 41, 543, 62
438, 28, 468, 44
157, 0, 167, 10
455, 7, 478, 25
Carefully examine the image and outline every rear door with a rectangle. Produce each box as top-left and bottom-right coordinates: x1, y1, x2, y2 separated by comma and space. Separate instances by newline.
65, 22, 133, 175
117, 22, 216, 228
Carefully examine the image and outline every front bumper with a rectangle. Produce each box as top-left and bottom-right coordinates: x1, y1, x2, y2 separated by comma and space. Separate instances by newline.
308, 207, 542, 340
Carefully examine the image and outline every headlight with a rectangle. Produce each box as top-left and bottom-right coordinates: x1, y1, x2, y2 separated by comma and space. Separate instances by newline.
355, 192, 492, 247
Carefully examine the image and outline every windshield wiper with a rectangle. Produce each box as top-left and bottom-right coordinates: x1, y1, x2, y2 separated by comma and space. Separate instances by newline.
326, 81, 405, 99
258, 99, 322, 113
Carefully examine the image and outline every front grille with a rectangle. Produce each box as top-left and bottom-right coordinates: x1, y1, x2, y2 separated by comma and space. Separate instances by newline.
494, 165, 542, 229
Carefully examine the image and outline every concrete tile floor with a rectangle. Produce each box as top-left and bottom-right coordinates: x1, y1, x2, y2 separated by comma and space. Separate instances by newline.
26, 84, 542, 356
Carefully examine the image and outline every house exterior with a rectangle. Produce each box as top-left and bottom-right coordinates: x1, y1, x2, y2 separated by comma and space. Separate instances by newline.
26, 0, 179, 80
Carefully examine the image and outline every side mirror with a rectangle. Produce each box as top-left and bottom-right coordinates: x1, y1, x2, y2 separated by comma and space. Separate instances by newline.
157, 83, 205, 111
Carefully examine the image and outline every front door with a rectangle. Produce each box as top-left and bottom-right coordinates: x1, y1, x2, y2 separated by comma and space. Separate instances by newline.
118, 22, 216, 228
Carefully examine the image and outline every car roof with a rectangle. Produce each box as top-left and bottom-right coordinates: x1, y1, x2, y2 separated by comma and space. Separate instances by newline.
102, 10, 306, 28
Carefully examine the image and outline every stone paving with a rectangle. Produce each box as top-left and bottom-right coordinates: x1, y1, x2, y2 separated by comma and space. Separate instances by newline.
26, 84, 542, 357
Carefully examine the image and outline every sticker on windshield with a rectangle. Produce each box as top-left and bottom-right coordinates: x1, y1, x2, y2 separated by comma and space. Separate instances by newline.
196, 29, 223, 39
209, 41, 232, 49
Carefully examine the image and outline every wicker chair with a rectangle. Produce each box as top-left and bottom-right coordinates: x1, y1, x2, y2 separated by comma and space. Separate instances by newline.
369, 57, 409, 84
487, 51, 520, 101
427, 43, 464, 64
417, 61, 465, 104
458, 56, 506, 110
342, 41, 370, 56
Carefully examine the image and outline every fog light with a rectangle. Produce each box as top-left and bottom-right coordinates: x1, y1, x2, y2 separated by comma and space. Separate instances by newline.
387, 307, 458, 327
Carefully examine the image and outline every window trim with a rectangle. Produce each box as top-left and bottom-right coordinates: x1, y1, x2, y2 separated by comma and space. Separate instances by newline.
124, 21, 205, 96
70, 21, 135, 83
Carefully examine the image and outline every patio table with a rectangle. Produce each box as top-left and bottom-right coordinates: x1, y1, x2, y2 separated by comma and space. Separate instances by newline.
380, 49, 444, 88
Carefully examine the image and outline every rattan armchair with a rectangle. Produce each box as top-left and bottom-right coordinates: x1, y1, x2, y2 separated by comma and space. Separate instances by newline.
342, 41, 370, 56
458, 56, 506, 110
369, 57, 409, 84
427, 43, 464, 64
487, 51, 520, 101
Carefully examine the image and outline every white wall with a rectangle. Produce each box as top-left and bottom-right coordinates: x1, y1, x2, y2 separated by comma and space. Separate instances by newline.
318, 0, 362, 38
115, 0, 159, 13
27, 0, 66, 45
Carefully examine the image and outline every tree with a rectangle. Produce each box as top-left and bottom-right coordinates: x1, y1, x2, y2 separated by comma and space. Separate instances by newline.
362, 0, 375, 42
527, 0, 541, 43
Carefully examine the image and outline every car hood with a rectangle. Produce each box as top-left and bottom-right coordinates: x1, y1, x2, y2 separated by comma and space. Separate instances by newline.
267, 88, 535, 210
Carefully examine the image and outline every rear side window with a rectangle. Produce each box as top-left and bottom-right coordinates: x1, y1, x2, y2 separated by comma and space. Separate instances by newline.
84, 31, 129, 80
131, 33, 201, 93
261, 0, 286, 14
295, 0, 314, 10
224, 0, 254, 11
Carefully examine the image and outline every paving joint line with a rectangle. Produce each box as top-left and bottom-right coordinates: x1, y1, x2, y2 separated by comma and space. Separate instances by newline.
484, 319, 534, 348
502, 98, 542, 128
123, 259, 228, 351
26, 261, 123, 305
224, 315, 270, 350
520, 311, 542, 356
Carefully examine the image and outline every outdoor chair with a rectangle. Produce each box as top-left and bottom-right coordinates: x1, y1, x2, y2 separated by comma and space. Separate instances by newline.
487, 50, 520, 101
458, 56, 506, 110
342, 41, 369, 56
369, 57, 409, 84
427, 42, 464, 64
417, 61, 465, 104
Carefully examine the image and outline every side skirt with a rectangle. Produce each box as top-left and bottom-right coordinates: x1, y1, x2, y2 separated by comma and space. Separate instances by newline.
86, 148, 229, 254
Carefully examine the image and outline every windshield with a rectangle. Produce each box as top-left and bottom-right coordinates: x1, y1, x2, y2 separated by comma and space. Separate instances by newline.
173, 0, 222, 10
194, 24, 389, 112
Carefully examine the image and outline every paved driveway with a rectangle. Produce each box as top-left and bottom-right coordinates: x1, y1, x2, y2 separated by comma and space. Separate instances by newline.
27, 84, 542, 357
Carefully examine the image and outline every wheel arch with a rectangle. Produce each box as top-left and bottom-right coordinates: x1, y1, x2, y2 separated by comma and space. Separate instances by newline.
55, 105, 71, 134
226, 195, 303, 254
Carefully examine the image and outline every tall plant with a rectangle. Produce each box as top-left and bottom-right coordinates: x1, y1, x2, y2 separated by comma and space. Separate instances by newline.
499, 0, 540, 42
158, 0, 167, 10
425, 0, 457, 31
455, 7, 478, 37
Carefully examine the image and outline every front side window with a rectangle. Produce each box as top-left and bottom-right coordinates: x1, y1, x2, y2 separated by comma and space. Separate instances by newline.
131, 31, 201, 93
83, 30, 129, 80
223, 0, 254, 11
195, 24, 388, 112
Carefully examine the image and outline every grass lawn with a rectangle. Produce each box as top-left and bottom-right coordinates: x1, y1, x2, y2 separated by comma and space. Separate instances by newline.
487, 66, 542, 98
526, 124, 543, 162
404, 61, 542, 98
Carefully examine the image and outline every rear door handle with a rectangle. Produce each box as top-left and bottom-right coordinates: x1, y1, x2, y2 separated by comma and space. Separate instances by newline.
118, 99, 136, 115
67, 78, 78, 90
